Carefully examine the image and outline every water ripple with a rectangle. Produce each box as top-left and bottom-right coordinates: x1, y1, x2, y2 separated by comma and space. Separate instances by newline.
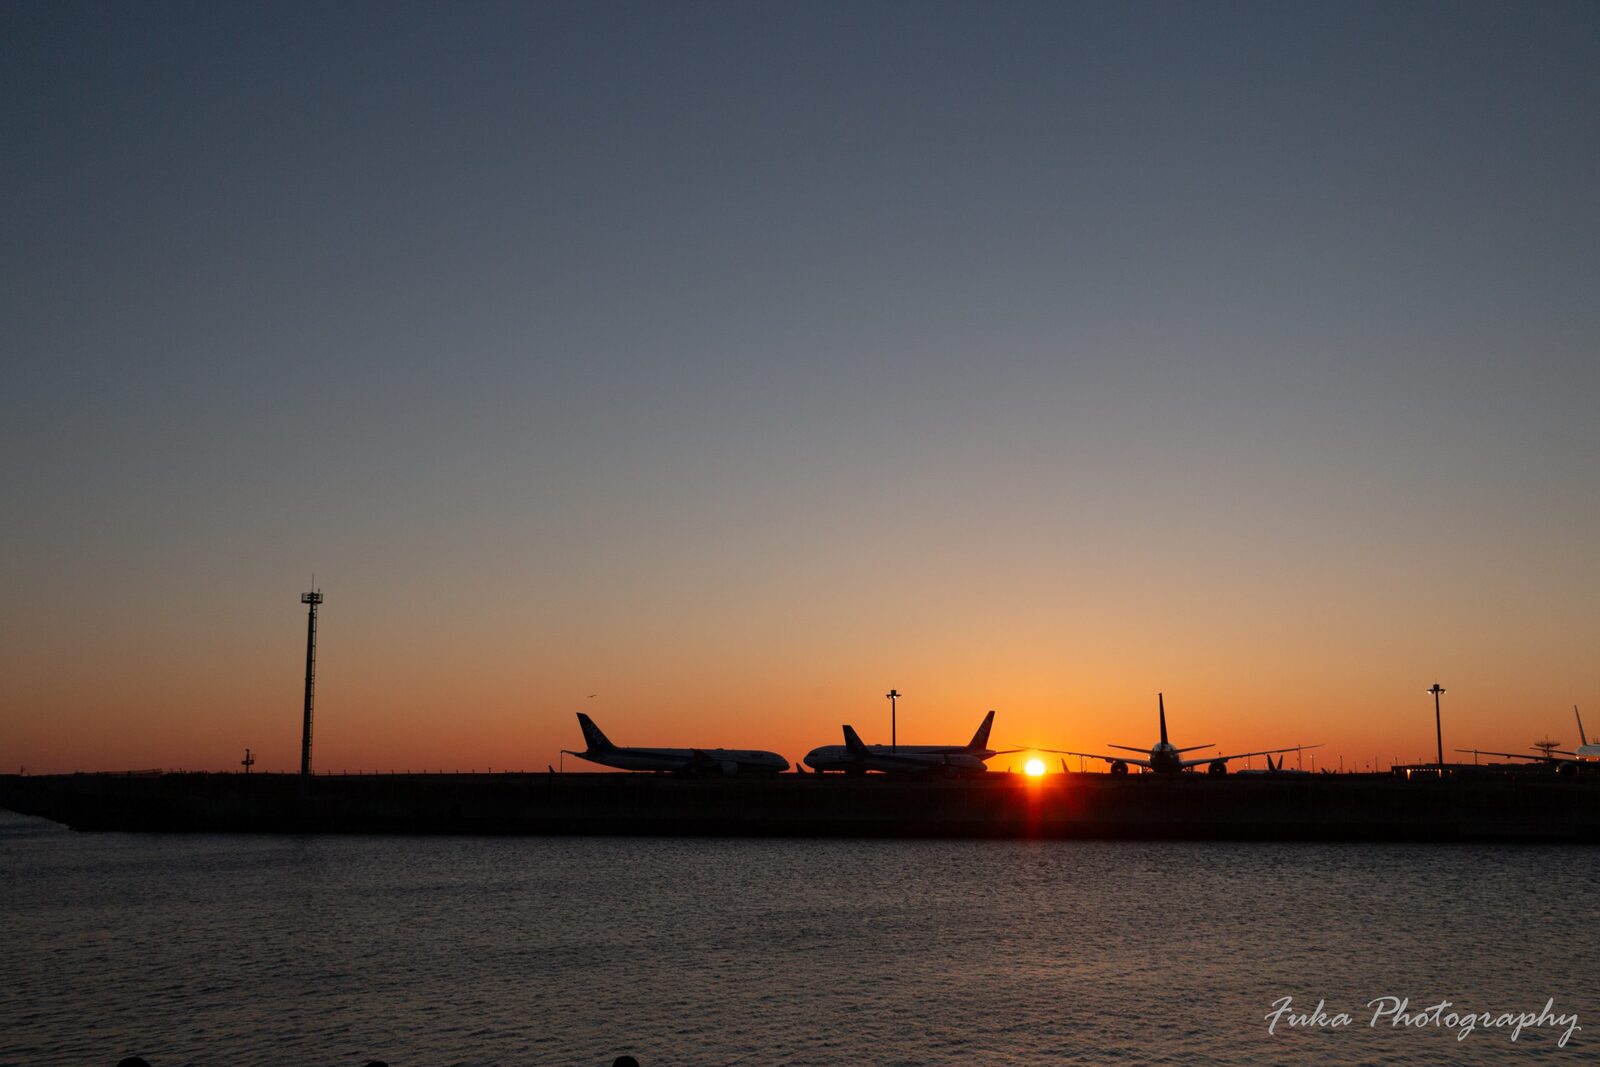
1, 812, 1594, 1064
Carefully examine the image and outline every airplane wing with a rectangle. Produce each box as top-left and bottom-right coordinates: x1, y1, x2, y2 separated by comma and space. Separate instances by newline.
883, 751, 944, 766
1183, 743, 1321, 769
1454, 748, 1570, 763
688, 748, 728, 771
873, 749, 964, 767
1032, 748, 1153, 770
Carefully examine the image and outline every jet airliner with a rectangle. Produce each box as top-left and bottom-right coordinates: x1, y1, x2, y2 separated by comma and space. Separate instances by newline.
1045, 693, 1319, 776
1456, 706, 1597, 774
562, 713, 789, 777
803, 710, 1011, 775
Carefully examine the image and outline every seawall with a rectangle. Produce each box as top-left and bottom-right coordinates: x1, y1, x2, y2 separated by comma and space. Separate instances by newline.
3, 771, 1598, 841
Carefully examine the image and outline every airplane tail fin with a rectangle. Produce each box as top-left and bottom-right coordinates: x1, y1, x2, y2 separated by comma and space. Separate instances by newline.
843, 724, 869, 757
576, 712, 615, 753
1158, 693, 1168, 746
967, 710, 996, 751
1578, 706, 1589, 747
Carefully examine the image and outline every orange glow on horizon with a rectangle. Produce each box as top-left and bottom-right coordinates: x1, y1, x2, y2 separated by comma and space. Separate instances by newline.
3, 575, 1594, 776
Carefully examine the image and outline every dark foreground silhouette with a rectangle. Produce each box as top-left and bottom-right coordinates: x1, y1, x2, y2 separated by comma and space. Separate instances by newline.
117, 1061, 397, 1067
15, 769, 1598, 841
117, 1057, 640, 1066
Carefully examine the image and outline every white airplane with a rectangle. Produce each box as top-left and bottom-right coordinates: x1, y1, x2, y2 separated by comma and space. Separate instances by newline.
802, 710, 1009, 775
1045, 693, 1319, 776
562, 713, 789, 777
1456, 706, 1598, 774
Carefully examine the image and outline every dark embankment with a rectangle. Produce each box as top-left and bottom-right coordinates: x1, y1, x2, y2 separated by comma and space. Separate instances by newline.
3, 771, 1598, 841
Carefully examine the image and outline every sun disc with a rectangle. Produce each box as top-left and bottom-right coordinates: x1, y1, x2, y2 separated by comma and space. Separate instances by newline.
1024, 758, 1046, 777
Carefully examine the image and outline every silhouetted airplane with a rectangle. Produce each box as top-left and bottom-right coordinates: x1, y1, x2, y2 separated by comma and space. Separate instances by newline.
803, 710, 1011, 775
1234, 752, 1310, 776
562, 713, 788, 777
1456, 706, 1597, 775
1045, 693, 1319, 776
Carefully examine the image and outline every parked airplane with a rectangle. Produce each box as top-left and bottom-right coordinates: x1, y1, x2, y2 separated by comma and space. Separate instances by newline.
562, 713, 789, 777
803, 710, 1010, 775
1234, 753, 1310, 776
1043, 693, 1319, 776
1455, 706, 1597, 775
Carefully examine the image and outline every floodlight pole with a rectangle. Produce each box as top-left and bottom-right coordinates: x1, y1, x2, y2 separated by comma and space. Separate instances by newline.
1428, 682, 1446, 778
300, 589, 324, 777
886, 689, 900, 751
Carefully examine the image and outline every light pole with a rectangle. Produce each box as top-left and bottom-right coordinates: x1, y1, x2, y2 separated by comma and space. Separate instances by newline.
886, 689, 900, 751
1428, 682, 1446, 778
300, 588, 324, 777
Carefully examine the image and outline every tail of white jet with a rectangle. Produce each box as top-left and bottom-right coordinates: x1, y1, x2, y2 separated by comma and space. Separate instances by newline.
563, 713, 788, 777
1575, 706, 1599, 760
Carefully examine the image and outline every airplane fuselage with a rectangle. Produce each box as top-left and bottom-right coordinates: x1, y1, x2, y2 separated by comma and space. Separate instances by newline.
1145, 742, 1184, 774
804, 744, 992, 774
573, 747, 788, 776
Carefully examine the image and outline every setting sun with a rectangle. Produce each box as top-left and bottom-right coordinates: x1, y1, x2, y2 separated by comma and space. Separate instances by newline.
1024, 758, 1046, 777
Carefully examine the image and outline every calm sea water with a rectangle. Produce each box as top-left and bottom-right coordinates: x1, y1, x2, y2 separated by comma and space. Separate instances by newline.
2, 808, 1594, 1066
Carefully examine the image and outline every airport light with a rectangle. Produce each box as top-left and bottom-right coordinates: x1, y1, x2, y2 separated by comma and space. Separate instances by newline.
886, 688, 900, 751
1428, 682, 1446, 778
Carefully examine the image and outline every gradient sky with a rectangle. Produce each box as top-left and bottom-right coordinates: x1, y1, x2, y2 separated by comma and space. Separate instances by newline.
3, 1, 1597, 774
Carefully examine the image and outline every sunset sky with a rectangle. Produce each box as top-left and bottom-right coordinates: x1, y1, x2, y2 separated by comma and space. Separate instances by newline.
3, 1, 1596, 775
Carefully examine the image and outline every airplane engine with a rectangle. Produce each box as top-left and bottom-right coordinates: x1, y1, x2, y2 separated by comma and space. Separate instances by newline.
1110, 761, 1129, 776
720, 760, 739, 777
1208, 760, 1227, 776
1558, 762, 1577, 777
